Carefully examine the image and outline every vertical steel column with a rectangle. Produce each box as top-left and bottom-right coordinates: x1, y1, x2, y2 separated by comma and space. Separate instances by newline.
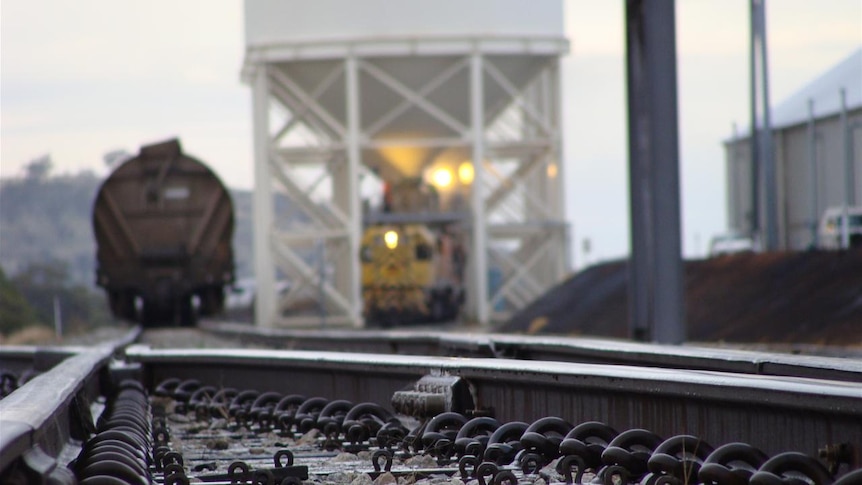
756, 0, 778, 250
470, 52, 490, 326
842, 88, 857, 207
344, 55, 363, 327
808, 99, 818, 248
252, 64, 276, 327
552, 59, 572, 273
625, 2, 652, 341
748, 0, 760, 241
625, 0, 685, 343
730, 123, 741, 231
840, 88, 854, 249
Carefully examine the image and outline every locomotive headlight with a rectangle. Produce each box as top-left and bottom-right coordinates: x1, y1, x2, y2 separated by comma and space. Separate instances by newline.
384, 230, 399, 249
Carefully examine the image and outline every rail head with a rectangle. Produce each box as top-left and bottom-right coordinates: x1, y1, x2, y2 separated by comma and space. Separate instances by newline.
0, 326, 141, 477
126, 346, 862, 414
0, 348, 111, 471
200, 320, 862, 382
483, 334, 862, 378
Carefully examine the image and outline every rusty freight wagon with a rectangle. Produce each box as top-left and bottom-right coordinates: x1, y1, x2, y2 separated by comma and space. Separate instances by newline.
92, 139, 234, 326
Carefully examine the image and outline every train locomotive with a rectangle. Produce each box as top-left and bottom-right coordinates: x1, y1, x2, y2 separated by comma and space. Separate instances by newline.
360, 179, 466, 326
92, 139, 234, 326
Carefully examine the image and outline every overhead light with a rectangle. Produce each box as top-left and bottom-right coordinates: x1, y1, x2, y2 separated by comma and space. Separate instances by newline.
458, 162, 474, 185
431, 168, 453, 188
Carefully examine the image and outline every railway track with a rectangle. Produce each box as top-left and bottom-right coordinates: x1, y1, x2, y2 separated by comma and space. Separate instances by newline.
1, 324, 861, 484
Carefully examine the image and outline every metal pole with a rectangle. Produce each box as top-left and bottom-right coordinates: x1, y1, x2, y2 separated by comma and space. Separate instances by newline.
841, 88, 853, 249
625, 0, 685, 344
252, 64, 276, 327
731, 123, 740, 232
318, 239, 327, 329
844, 88, 858, 207
470, 52, 489, 326
807, 99, 818, 248
625, 0, 653, 342
757, 0, 778, 250
345, 55, 363, 327
749, 0, 760, 243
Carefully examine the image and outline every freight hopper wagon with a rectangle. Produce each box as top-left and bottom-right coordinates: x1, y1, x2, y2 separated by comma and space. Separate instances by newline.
92, 139, 234, 326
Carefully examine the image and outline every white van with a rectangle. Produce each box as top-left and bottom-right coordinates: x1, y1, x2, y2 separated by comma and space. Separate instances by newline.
817, 206, 862, 249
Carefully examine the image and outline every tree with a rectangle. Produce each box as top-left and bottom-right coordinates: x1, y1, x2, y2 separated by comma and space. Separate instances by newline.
9, 261, 113, 335
103, 149, 133, 170
25, 155, 52, 182
0, 169, 103, 288
0, 266, 44, 334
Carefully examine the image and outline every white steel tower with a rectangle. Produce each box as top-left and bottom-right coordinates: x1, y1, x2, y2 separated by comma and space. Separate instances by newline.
243, 0, 570, 327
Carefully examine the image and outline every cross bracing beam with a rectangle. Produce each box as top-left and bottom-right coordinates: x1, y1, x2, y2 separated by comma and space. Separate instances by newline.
267, 81, 339, 147
275, 146, 346, 165
271, 234, 354, 321
269, 68, 347, 138
360, 59, 468, 136
365, 57, 470, 137
482, 58, 559, 138
492, 241, 548, 297
485, 224, 567, 312
484, 152, 553, 217
483, 61, 553, 137
273, 64, 345, 145
269, 152, 349, 229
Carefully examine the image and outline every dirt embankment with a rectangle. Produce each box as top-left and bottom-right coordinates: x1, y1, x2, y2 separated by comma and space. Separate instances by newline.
502, 250, 862, 346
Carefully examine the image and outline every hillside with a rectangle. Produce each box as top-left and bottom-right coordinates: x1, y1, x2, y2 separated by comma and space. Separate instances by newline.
0, 172, 256, 288
501, 250, 862, 345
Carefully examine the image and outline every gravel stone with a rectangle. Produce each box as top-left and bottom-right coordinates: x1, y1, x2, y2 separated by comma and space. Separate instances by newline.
404, 455, 437, 468
349, 473, 373, 485
206, 439, 229, 450
298, 429, 322, 445
372, 472, 397, 485
397, 475, 417, 485
332, 452, 360, 462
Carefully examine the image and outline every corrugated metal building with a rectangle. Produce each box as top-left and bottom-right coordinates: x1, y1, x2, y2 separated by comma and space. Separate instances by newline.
725, 48, 862, 250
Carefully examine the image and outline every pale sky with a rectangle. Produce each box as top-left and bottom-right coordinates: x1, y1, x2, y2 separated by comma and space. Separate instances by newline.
2, 0, 860, 267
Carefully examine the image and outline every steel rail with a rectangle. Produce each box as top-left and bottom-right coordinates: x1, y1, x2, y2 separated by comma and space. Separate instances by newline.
0, 326, 141, 481
0, 346, 103, 379
0, 327, 142, 380
199, 321, 862, 382
127, 346, 862, 461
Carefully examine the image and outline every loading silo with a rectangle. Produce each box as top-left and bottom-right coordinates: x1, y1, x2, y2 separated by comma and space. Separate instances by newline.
243, 0, 569, 327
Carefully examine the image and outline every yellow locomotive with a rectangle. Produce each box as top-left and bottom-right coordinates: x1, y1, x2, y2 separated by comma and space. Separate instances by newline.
360, 222, 465, 326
